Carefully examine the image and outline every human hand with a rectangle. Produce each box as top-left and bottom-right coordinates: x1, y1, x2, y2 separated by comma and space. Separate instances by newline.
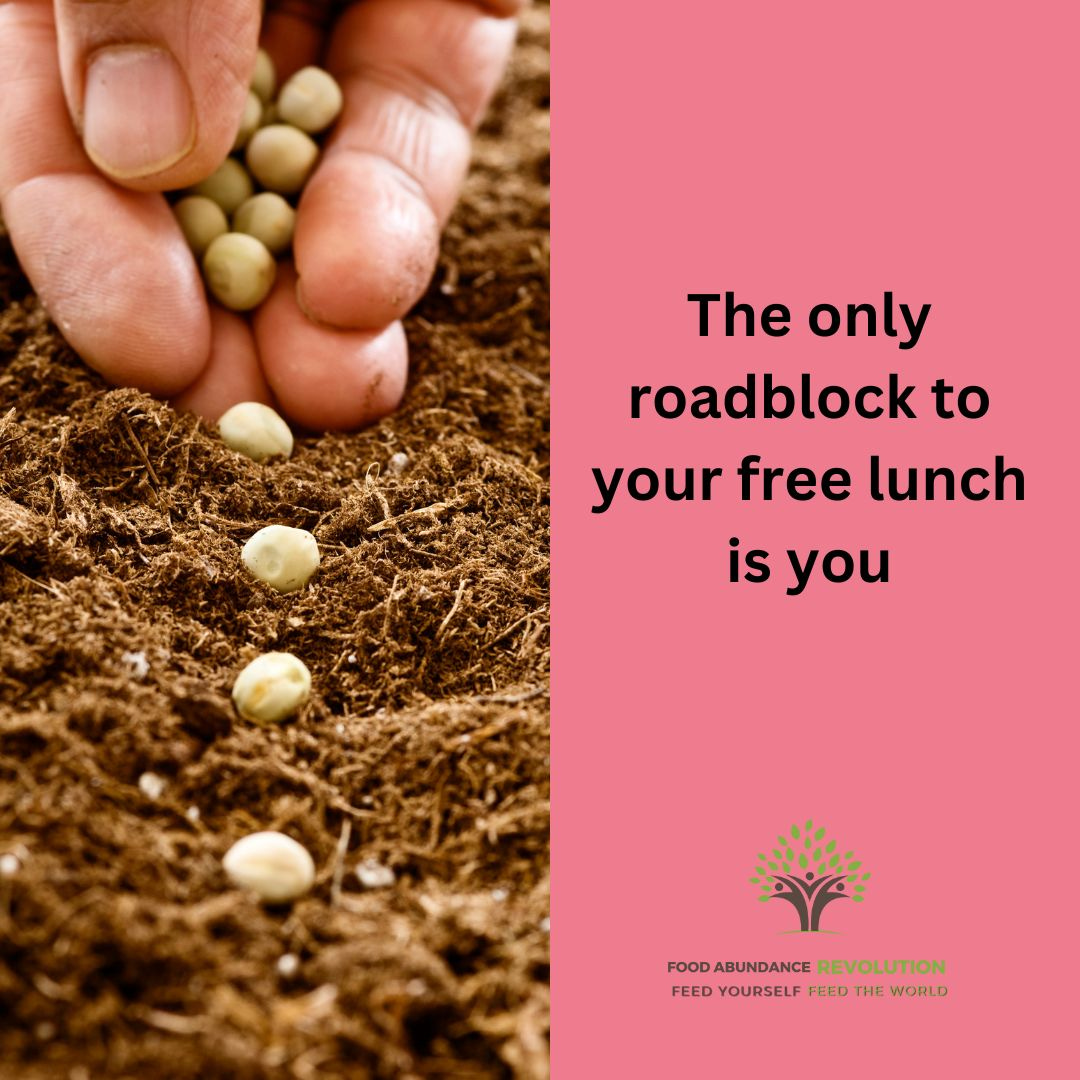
0, 0, 522, 429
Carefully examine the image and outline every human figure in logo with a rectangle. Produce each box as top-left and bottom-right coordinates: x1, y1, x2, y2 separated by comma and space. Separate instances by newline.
770, 871, 848, 932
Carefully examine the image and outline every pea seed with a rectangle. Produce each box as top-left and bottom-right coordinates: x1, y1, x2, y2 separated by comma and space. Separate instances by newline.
222, 831, 315, 904
172, 195, 227, 257
218, 400, 293, 461
202, 233, 276, 312
277, 66, 344, 134
251, 47, 277, 105
233, 193, 296, 257
246, 125, 319, 195
232, 652, 311, 724
189, 157, 254, 215
242, 524, 320, 592
233, 90, 263, 150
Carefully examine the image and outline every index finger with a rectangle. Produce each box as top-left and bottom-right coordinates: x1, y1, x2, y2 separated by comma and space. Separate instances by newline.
288, 0, 518, 330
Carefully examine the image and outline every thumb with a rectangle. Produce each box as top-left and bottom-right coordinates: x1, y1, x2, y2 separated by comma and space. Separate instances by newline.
54, 0, 261, 190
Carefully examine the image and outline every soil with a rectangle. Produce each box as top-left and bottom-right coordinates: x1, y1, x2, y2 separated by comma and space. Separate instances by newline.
0, 8, 549, 1079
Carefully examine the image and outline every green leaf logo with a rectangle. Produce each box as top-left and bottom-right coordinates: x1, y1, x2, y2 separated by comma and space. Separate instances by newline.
752, 820, 869, 933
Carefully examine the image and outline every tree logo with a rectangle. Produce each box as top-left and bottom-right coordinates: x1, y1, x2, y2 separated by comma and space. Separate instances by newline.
752, 820, 870, 933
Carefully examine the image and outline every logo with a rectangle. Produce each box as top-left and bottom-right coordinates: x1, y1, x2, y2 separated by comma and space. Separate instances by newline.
752, 820, 870, 933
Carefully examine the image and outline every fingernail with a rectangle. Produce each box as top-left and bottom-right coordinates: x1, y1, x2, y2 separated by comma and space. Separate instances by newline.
83, 45, 195, 179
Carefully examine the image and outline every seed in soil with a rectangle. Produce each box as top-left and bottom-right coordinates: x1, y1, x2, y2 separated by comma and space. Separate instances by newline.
232, 652, 311, 724
172, 196, 228, 257
233, 193, 296, 257
218, 401, 293, 461
188, 157, 254, 215
233, 90, 264, 150
222, 831, 315, 904
277, 66, 344, 134
251, 47, 277, 104
242, 524, 320, 592
246, 124, 319, 195
202, 233, 276, 312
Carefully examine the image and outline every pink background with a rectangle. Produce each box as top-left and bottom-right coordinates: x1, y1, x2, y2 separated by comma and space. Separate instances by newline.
552, 2, 1076, 1076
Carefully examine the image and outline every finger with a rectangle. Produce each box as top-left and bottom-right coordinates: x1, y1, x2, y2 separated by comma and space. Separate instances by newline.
53, 0, 260, 189
253, 263, 407, 431
258, 0, 524, 113
293, 0, 517, 329
170, 307, 272, 421
473, 0, 529, 14
261, 1, 334, 79
0, 1, 210, 395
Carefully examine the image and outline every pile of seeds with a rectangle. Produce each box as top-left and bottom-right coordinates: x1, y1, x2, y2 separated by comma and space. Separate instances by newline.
171, 50, 344, 311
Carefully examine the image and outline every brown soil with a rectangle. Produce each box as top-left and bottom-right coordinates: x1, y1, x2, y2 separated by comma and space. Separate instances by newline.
0, 9, 549, 1079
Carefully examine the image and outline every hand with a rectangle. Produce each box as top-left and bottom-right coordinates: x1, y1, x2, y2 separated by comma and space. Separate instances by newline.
0, 0, 522, 429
